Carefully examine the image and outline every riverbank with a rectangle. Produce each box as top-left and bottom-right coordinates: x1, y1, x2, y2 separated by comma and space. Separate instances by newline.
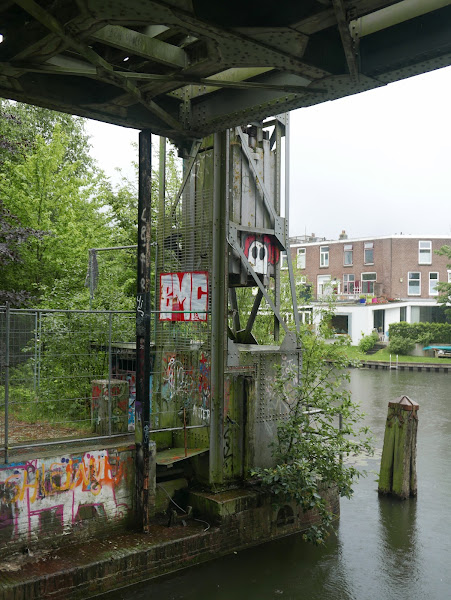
346, 346, 451, 369
361, 359, 451, 372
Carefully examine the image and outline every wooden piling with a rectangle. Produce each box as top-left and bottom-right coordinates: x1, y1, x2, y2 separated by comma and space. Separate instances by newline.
378, 395, 419, 499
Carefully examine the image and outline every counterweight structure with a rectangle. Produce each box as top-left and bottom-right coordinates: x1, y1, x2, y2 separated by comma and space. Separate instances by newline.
149, 119, 301, 488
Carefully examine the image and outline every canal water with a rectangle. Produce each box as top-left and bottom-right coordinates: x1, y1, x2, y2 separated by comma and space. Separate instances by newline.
105, 369, 451, 600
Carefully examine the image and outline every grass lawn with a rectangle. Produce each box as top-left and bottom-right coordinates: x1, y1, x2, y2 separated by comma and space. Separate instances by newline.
346, 346, 451, 364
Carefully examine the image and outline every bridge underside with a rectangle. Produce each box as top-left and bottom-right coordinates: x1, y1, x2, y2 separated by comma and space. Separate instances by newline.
0, 0, 450, 148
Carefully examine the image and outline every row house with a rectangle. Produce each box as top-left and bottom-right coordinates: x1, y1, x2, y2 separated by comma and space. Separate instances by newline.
284, 234, 451, 344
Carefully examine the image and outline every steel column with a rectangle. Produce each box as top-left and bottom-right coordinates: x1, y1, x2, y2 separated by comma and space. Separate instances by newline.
135, 130, 152, 532
209, 131, 228, 485
284, 115, 301, 334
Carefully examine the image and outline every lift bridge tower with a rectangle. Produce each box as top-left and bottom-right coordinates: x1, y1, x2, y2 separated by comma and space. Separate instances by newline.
149, 117, 300, 490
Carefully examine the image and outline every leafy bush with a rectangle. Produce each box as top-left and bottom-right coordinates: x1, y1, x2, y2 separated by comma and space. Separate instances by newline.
388, 335, 415, 355
358, 332, 379, 353
389, 322, 451, 344
251, 311, 373, 545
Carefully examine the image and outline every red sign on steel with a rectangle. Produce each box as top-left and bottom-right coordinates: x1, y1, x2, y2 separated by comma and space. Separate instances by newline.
159, 271, 209, 322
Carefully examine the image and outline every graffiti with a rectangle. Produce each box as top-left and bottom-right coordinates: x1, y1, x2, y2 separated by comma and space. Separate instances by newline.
159, 271, 208, 321
243, 234, 280, 275
160, 351, 210, 426
162, 353, 195, 405
113, 370, 136, 432
223, 379, 234, 472
0, 450, 132, 541
223, 418, 233, 471
91, 380, 128, 434
192, 405, 210, 422
198, 353, 210, 410
136, 294, 144, 317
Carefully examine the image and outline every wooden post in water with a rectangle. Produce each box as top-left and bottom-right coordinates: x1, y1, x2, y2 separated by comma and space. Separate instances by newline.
378, 395, 419, 499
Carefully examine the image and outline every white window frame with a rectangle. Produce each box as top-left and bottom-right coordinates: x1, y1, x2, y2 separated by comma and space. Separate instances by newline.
419, 240, 432, 265
408, 271, 421, 296
448, 270, 451, 283
343, 273, 355, 294
317, 274, 331, 297
280, 251, 288, 270
361, 272, 376, 294
364, 242, 374, 265
429, 272, 439, 296
297, 247, 306, 270
320, 246, 329, 268
343, 244, 353, 266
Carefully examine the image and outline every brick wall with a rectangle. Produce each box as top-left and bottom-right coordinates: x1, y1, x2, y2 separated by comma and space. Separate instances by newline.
290, 236, 451, 300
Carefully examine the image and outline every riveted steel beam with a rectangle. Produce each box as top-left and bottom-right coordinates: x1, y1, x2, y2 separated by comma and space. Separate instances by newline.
91, 25, 188, 69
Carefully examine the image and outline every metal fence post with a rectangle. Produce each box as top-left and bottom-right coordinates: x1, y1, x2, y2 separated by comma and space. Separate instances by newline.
33, 311, 38, 394
5, 302, 10, 464
37, 311, 42, 395
108, 312, 113, 436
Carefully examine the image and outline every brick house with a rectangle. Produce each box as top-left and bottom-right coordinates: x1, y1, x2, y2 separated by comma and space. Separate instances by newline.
285, 233, 451, 344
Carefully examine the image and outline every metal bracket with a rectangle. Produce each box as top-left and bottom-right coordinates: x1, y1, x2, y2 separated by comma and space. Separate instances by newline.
274, 215, 286, 247
227, 339, 240, 367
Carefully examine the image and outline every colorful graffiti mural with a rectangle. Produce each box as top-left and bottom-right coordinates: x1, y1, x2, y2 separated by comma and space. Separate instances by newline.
0, 449, 132, 543
159, 271, 208, 322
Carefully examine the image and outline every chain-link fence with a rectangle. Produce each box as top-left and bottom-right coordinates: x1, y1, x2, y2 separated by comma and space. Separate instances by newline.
0, 306, 135, 460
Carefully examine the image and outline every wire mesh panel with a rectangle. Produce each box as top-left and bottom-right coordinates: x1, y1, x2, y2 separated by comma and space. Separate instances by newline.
152, 144, 213, 448
0, 308, 134, 454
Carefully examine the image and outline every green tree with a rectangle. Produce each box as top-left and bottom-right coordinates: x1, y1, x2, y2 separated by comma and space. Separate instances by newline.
0, 123, 112, 305
436, 245, 451, 319
252, 306, 373, 545
0, 100, 92, 174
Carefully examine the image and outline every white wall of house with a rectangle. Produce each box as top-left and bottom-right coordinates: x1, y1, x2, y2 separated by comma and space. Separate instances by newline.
310, 297, 443, 346
324, 300, 440, 346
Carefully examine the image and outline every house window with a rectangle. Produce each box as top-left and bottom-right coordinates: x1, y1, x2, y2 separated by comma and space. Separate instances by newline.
419, 241, 432, 264
400, 307, 406, 322
343, 244, 353, 266
317, 274, 331, 297
281, 251, 288, 270
320, 246, 329, 268
429, 272, 439, 295
447, 270, 451, 283
297, 248, 306, 269
361, 272, 376, 294
343, 274, 355, 294
408, 272, 421, 295
364, 242, 374, 265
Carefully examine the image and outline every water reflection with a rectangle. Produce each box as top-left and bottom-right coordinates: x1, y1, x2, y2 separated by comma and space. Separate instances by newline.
377, 495, 419, 595
101, 369, 451, 600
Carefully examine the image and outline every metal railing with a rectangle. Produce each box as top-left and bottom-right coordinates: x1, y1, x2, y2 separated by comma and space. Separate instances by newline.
0, 306, 135, 462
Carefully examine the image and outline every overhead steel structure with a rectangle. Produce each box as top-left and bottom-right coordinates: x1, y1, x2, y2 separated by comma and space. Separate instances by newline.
0, 0, 450, 148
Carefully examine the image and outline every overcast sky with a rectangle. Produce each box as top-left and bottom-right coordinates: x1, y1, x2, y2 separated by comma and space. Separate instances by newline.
86, 65, 451, 242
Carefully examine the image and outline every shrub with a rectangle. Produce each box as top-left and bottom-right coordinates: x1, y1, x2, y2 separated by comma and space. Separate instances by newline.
358, 332, 379, 353
389, 322, 451, 344
388, 335, 415, 355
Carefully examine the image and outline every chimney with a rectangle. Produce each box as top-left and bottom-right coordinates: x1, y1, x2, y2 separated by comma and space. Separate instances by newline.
339, 230, 348, 240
